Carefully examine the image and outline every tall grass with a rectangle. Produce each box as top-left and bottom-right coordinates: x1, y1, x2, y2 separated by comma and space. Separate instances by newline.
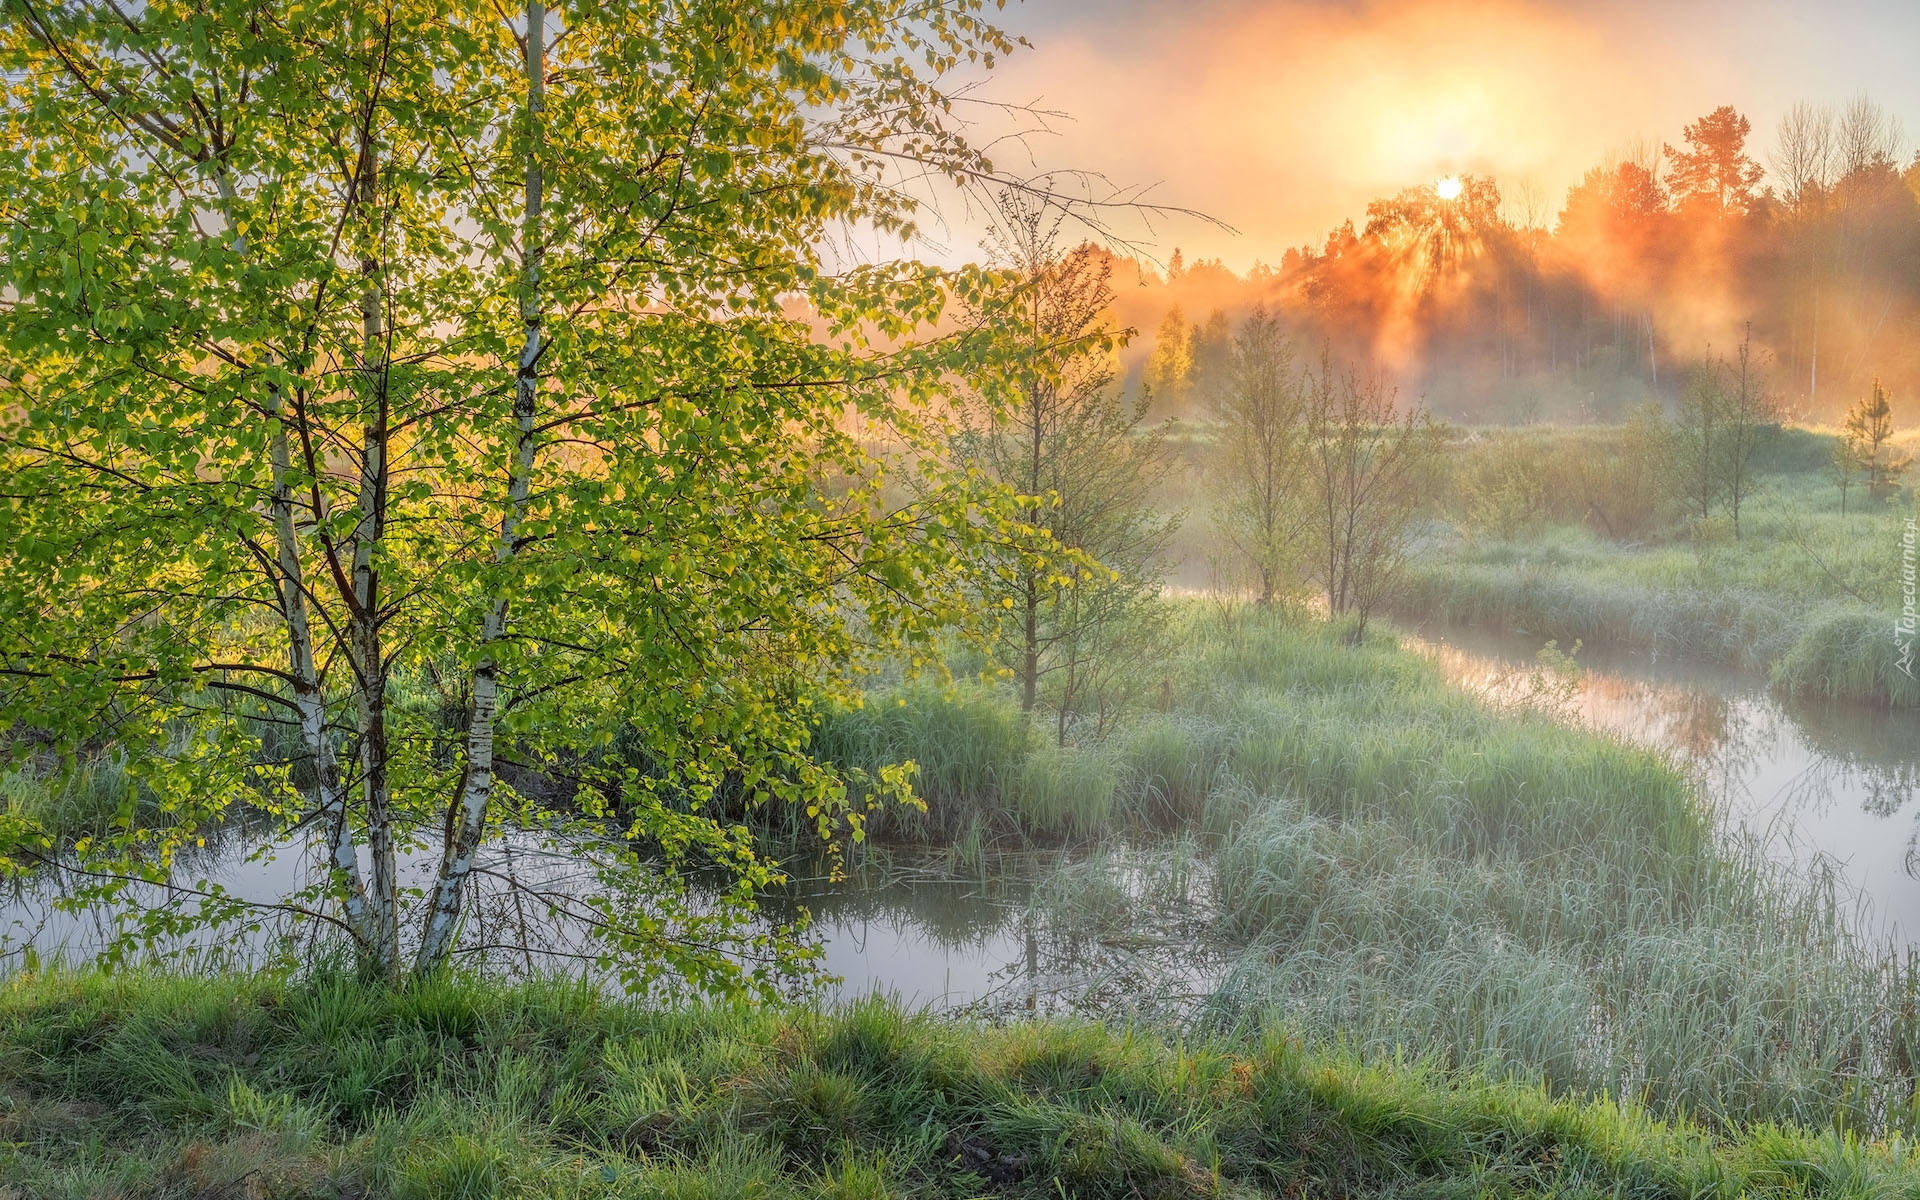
1398, 556, 1802, 671
815, 605, 1920, 1133
8, 967, 1920, 1198
0, 751, 160, 841
1774, 610, 1920, 707
1203, 797, 1912, 1130
1400, 444, 1917, 706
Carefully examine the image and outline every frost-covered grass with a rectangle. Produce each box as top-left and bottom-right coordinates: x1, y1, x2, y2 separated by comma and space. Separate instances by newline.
809, 607, 1920, 1133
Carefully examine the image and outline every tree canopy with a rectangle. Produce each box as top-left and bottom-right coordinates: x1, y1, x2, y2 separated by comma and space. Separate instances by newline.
0, 0, 1039, 991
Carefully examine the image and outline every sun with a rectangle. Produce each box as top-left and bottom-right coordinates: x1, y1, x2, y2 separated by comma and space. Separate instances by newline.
1435, 176, 1464, 201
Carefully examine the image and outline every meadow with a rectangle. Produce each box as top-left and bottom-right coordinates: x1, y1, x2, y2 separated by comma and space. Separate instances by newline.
1399, 425, 1920, 706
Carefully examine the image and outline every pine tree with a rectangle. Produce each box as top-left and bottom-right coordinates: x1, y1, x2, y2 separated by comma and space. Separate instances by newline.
1187, 309, 1235, 408
1664, 105, 1765, 214
1844, 379, 1911, 502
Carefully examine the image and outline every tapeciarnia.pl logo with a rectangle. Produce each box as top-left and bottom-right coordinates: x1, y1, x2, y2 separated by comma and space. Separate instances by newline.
1900, 518, 1917, 681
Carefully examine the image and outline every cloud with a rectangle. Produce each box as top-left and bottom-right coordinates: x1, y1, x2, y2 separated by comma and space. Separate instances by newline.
975, 0, 1920, 269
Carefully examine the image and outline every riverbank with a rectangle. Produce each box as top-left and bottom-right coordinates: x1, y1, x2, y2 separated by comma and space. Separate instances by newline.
9, 607, 1920, 1162
8, 967, 1920, 1199
1402, 429, 1920, 707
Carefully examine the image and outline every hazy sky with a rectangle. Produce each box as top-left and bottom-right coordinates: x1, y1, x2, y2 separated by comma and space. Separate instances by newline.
958, 0, 1920, 270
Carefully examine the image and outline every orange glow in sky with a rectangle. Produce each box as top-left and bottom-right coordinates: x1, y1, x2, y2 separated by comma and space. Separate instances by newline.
976, 0, 1920, 268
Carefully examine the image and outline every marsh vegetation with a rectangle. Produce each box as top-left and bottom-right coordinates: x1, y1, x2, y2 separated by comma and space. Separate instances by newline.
7, 0, 1920, 1195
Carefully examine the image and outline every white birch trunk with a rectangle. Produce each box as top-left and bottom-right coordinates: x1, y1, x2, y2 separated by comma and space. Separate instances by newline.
217, 170, 375, 952
350, 122, 401, 978
415, 0, 544, 974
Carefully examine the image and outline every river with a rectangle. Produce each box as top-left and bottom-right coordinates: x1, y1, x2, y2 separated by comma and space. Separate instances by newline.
1410, 622, 1920, 942
7, 621, 1918, 999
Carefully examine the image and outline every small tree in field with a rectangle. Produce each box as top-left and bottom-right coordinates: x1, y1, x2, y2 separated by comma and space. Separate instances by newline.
1301, 352, 1441, 641
0, 0, 1032, 991
1209, 306, 1306, 604
960, 192, 1176, 746
1832, 432, 1862, 514
1722, 324, 1781, 538
1844, 380, 1911, 503
1674, 359, 1730, 524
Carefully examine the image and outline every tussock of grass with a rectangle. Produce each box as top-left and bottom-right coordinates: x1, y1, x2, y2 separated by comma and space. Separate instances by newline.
7, 968, 1920, 1199
808, 682, 1036, 845
1774, 610, 1920, 707
1398, 557, 1803, 671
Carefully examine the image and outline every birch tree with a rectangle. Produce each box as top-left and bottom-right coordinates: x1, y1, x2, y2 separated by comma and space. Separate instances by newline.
0, 0, 1033, 991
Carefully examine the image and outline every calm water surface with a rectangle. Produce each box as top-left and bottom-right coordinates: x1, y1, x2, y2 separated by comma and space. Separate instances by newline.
1411, 623, 1920, 941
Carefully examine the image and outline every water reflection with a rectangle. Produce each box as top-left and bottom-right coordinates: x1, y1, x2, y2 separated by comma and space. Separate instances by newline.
1410, 624, 1920, 940
0, 823, 1218, 1017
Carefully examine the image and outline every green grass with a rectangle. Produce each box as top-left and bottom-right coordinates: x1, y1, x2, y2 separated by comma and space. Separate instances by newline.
0, 751, 158, 842
1403, 427, 1920, 705
9, 967, 1920, 1199
806, 608, 1920, 1133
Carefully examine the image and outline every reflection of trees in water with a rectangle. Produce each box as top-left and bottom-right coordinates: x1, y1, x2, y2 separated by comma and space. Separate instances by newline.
764, 854, 1033, 951
0, 821, 1227, 1014
1781, 755, 1920, 822
954, 845, 1229, 1023
1585, 665, 1920, 879
1420, 625, 1920, 880
1580, 672, 1731, 760
1779, 700, 1920, 822
1757, 698, 1920, 890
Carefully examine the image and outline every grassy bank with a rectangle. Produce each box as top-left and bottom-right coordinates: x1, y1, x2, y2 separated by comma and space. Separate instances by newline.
8, 968, 1920, 1200
809, 609, 1920, 1133
1403, 426, 1920, 706
814, 609, 1704, 861
11, 608, 1920, 1175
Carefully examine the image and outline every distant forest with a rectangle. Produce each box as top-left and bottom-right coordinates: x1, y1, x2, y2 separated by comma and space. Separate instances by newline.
1108, 99, 1920, 424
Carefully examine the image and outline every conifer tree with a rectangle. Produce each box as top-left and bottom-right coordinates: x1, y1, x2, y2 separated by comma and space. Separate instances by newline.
1844, 379, 1912, 502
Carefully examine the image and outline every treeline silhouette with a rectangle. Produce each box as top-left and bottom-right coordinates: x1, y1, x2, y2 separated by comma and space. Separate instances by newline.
1117, 99, 1920, 424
